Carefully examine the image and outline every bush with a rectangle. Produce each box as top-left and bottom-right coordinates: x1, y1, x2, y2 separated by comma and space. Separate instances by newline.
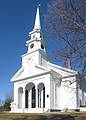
3, 98, 12, 111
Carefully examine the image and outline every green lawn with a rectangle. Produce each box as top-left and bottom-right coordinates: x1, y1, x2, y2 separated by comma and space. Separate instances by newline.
0, 112, 86, 120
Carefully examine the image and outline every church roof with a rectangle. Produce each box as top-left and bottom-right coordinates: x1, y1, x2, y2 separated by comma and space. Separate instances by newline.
11, 66, 50, 82
48, 62, 77, 74
11, 62, 77, 82
48, 62, 77, 79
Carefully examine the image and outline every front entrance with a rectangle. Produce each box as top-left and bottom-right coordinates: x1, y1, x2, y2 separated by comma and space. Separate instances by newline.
25, 82, 45, 109
25, 82, 36, 108
32, 86, 36, 108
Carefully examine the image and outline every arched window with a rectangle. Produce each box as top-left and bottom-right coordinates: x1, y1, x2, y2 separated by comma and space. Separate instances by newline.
25, 82, 36, 108
18, 87, 23, 108
38, 83, 45, 108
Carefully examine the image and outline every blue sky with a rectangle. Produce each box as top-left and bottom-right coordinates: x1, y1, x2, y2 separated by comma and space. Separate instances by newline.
0, 0, 54, 100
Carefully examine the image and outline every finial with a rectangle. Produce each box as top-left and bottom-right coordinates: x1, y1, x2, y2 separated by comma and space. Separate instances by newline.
33, 4, 41, 30
38, 4, 41, 7
37, 1, 41, 7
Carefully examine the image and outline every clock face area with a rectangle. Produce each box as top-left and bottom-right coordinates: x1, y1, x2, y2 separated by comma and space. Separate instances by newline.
25, 57, 34, 71
25, 57, 32, 63
25, 55, 36, 66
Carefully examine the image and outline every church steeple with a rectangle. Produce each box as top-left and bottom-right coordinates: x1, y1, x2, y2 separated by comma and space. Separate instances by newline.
26, 6, 46, 53
33, 5, 41, 30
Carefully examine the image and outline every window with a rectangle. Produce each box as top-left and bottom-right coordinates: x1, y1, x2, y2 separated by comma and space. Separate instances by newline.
30, 44, 34, 49
33, 35, 35, 38
80, 100, 82, 107
40, 35, 42, 38
25, 90, 28, 108
41, 44, 44, 49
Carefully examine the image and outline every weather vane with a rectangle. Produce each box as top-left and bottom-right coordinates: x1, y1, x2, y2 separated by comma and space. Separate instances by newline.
37, 1, 41, 7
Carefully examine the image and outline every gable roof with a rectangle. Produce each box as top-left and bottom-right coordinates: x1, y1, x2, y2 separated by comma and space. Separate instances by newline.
11, 64, 50, 82
11, 61, 77, 82
47, 62, 77, 79
48, 62, 77, 74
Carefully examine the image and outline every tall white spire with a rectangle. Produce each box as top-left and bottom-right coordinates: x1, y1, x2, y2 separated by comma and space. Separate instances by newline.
33, 5, 41, 30
27, 5, 46, 54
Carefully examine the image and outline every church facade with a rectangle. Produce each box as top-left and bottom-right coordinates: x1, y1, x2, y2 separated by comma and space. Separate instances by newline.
10, 7, 86, 113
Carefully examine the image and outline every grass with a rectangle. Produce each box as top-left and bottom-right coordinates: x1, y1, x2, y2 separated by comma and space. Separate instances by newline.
0, 112, 86, 120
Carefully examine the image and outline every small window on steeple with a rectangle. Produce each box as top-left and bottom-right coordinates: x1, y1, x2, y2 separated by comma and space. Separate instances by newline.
33, 35, 35, 38
30, 44, 34, 49
41, 44, 44, 49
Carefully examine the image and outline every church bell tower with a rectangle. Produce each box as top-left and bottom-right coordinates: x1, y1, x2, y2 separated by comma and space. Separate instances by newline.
26, 6, 46, 54
21, 6, 47, 74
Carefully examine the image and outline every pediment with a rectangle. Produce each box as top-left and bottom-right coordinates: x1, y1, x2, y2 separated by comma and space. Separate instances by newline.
11, 65, 49, 82
11, 67, 24, 81
11, 61, 77, 82
50, 69, 62, 79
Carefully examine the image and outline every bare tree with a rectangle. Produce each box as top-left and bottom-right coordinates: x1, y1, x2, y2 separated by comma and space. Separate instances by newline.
3, 92, 13, 111
0, 99, 4, 105
0, 99, 1, 106
45, 0, 86, 77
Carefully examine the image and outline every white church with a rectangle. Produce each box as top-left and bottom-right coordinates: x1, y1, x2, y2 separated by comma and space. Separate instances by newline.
10, 6, 86, 113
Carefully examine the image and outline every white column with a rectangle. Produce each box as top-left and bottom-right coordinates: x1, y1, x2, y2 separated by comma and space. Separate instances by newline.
54, 83, 56, 107
36, 86, 38, 108
55, 84, 58, 107
22, 89, 25, 109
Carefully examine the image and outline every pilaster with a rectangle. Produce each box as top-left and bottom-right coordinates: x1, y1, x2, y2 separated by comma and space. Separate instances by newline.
35, 86, 38, 108
22, 89, 25, 109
